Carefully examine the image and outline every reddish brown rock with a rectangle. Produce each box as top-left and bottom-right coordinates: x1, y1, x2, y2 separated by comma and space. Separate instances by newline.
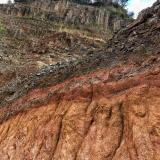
0, 0, 159, 160
0, 64, 159, 160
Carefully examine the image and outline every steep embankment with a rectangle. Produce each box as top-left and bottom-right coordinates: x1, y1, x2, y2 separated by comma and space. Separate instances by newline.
0, 0, 130, 38
0, 1, 159, 160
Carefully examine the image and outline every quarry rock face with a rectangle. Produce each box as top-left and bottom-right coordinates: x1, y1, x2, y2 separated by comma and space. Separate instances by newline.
0, 0, 129, 32
0, 0, 160, 160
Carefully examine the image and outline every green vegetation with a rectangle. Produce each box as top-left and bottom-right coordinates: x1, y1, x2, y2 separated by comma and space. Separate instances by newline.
71, 0, 129, 19
0, 22, 6, 38
104, 4, 128, 18
70, 0, 129, 7
14, 17, 111, 41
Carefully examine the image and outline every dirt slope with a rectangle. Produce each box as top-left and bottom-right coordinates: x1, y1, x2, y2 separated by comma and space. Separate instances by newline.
0, 1, 159, 160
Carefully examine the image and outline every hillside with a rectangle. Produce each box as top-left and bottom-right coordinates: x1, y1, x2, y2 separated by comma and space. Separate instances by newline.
0, 0, 159, 160
0, 0, 130, 97
0, 0, 130, 38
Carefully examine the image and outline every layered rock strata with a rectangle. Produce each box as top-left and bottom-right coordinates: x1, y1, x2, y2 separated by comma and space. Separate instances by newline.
0, 1, 159, 160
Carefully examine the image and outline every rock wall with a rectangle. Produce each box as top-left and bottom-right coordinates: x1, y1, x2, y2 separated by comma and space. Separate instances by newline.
0, 0, 129, 32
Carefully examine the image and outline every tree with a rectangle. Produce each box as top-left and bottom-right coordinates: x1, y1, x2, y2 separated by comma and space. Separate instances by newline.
120, 0, 128, 6
113, 0, 128, 7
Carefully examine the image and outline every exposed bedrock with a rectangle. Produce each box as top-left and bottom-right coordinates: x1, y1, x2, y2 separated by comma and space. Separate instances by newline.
0, 0, 129, 32
0, 0, 159, 160
0, 64, 160, 160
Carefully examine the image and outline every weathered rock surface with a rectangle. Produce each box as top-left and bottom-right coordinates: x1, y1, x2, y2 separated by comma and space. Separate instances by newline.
0, 63, 160, 160
0, 0, 129, 32
0, 0, 159, 160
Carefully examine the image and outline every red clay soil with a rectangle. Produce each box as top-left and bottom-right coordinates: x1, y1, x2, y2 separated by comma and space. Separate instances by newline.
0, 1, 160, 160
0, 61, 159, 160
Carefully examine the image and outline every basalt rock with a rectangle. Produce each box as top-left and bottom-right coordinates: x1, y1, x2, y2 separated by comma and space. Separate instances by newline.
0, 1, 159, 160
0, 0, 129, 32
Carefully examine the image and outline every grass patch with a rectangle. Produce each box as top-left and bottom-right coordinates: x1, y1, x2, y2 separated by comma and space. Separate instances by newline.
0, 21, 6, 38
57, 22, 110, 42
13, 17, 111, 41
59, 25, 106, 43
18, 17, 109, 40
